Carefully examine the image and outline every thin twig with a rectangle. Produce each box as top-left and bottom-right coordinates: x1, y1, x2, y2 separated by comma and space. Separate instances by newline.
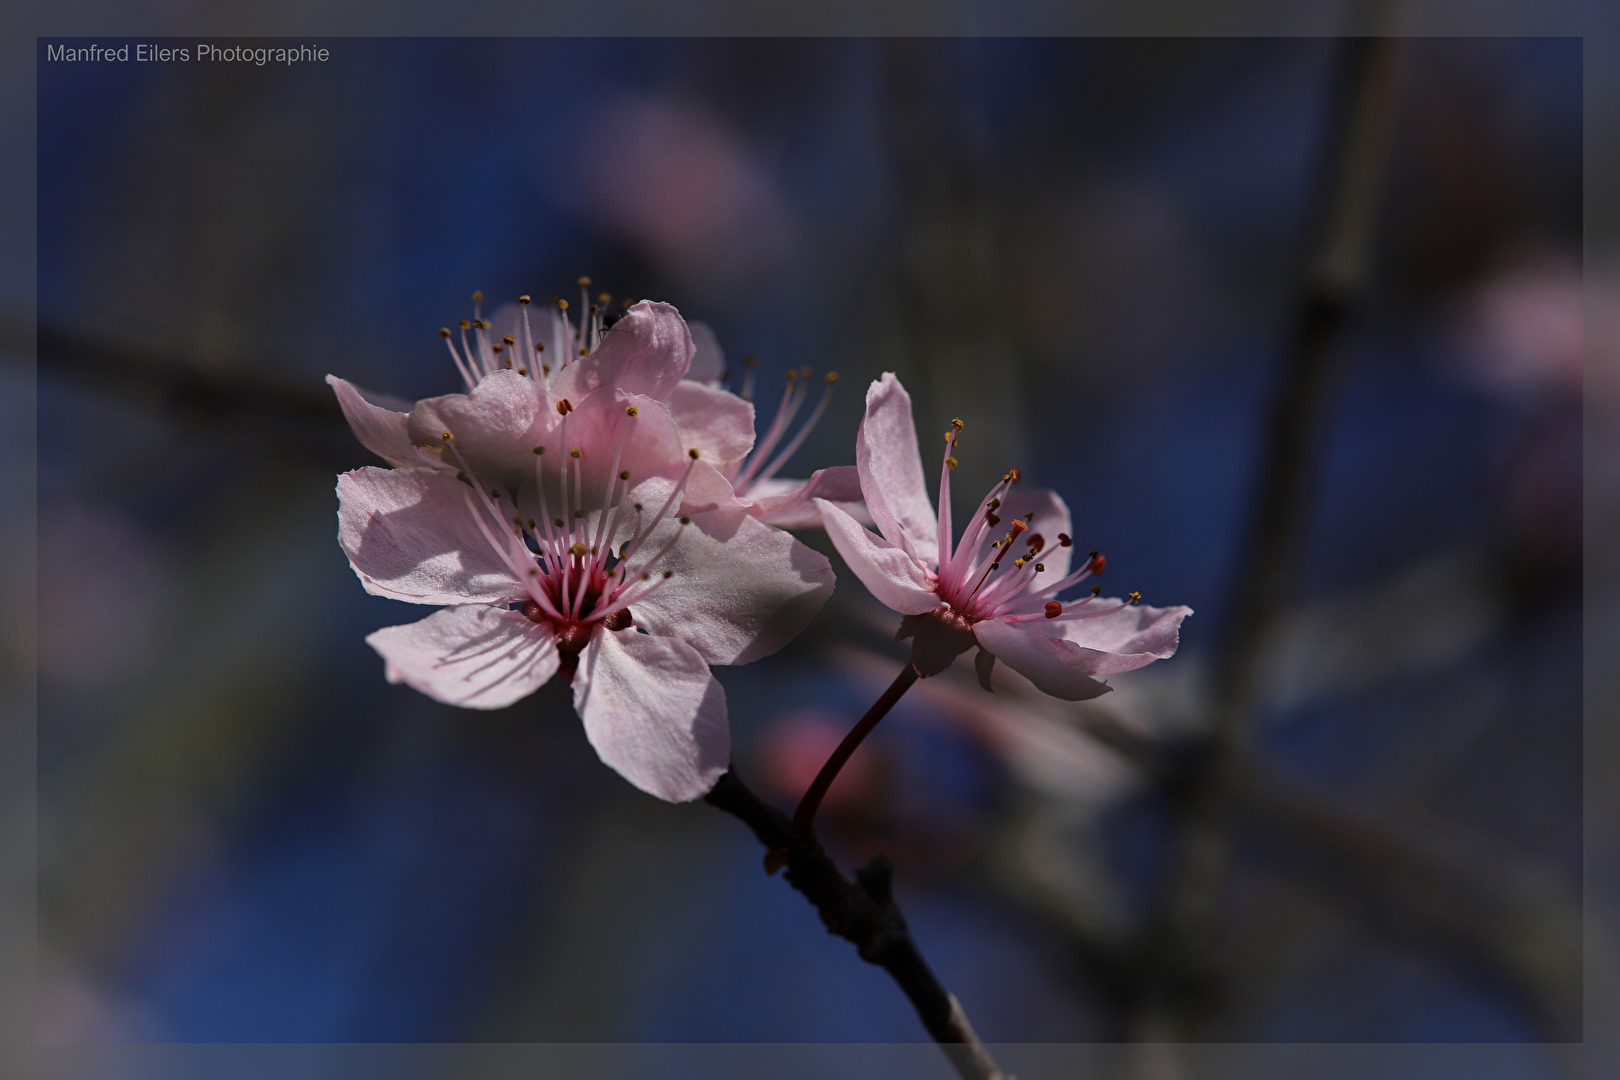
791, 664, 919, 839
706, 770, 1011, 1080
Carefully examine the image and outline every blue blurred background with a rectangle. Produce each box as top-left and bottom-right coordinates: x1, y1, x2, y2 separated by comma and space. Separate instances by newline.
28, 35, 1586, 1060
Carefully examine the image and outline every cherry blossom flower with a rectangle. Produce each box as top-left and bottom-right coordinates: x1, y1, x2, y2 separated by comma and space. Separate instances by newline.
815, 373, 1191, 701
327, 287, 860, 527
334, 309, 835, 802
326, 286, 754, 480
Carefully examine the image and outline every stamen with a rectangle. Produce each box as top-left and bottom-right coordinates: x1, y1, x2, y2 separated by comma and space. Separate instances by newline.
440, 327, 477, 390
748, 372, 836, 487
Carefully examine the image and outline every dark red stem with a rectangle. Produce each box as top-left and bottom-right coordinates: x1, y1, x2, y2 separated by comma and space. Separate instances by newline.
791, 663, 919, 840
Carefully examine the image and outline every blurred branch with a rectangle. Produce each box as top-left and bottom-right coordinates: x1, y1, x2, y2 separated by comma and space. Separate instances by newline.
705, 770, 1011, 1080
1140, 34, 1408, 1030
21, 318, 344, 425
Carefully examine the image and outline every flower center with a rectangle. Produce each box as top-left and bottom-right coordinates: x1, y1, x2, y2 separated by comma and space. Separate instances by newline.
443, 401, 700, 661
927, 419, 1139, 628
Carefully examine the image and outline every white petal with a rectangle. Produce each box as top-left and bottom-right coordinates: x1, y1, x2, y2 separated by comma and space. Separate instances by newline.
405, 369, 553, 483
744, 467, 868, 528
368, 605, 558, 709
328, 376, 427, 468
815, 498, 940, 615
572, 627, 729, 802
337, 467, 520, 605
856, 374, 938, 563
667, 381, 756, 465
970, 618, 1114, 701
628, 502, 835, 665
1046, 602, 1193, 673
549, 300, 694, 402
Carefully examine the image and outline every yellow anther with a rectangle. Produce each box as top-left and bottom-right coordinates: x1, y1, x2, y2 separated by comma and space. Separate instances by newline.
626, 405, 639, 417
491, 343, 504, 353
577, 275, 591, 287
1128, 592, 1142, 605
472, 290, 483, 303
503, 334, 515, 345
826, 372, 839, 384
518, 294, 531, 305
570, 448, 582, 458
570, 542, 588, 557
558, 298, 569, 310
439, 327, 451, 338
459, 319, 471, 329
1013, 558, 1026, 568
597, 292, 611, 304
951, 418, 964, 430
945, 456, 958, 470
1035, 562, 1045, 573
441, 431, 453, 441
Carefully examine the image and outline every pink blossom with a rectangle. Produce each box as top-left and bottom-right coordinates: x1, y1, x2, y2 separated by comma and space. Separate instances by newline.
676, 321, 865, 528
334, 306, 835, 802
816, 373, 1191, 700
327, 291, 754, 481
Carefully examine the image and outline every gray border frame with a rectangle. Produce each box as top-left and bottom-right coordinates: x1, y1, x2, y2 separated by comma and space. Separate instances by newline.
8, 2, 1612, 1077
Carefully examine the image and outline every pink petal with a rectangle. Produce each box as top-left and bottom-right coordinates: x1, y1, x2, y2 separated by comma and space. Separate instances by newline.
629, 500, 835, 665
667, 381, 756, 465
815, 498, 940, 615
572, 627, 730, 802
969, 618, 1114, 701
1045, 601, 1193, 673
337, 467, 520, 604
553, 390, 691, 501
327, 376, 425, 468
996, 487, 1074, 585
686, 320, 726, 384
550, 300, 694, 402
745, 467, 868, 528
367, 605, 559, 709
406, 369, 552, 481
857, 373, 938, 564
